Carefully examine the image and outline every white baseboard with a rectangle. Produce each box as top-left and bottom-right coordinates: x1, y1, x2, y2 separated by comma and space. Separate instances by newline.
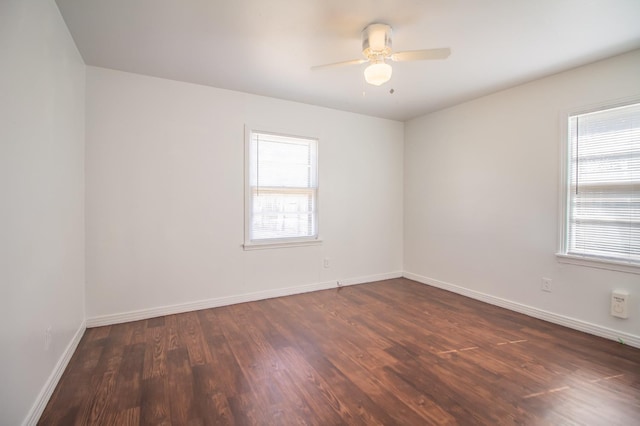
336, 271, 403, 287
86, 271, 403, 328
403, 272, 640, 349
23, 320, 86, 426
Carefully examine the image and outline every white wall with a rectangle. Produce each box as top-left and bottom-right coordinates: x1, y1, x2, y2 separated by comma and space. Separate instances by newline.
0, 1, 86, 425
85, 66, 403, 319
404, 49, 640, 343
2, 3, 636, 420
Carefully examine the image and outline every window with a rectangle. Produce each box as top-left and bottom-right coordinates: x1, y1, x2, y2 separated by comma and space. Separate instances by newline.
244, 129, 319, 249
559, 100, 640, 271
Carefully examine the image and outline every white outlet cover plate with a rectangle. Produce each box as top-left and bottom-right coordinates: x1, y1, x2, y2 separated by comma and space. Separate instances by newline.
611, 291, 629, 319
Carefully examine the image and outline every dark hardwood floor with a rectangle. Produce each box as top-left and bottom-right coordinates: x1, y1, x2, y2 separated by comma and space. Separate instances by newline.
40, 278, 640, 425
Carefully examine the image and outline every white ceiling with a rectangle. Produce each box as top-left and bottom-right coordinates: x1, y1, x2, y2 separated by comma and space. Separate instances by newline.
55, 0, 640, 121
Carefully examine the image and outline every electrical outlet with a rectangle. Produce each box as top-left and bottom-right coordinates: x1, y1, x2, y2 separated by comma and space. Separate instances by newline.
323, 258, 330, 268
611, 290, 629, 319
44, 326, 52, 351
541, 278, 552, 293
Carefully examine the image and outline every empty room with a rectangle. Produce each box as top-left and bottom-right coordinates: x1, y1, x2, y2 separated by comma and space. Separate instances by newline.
2, 0, 640, 424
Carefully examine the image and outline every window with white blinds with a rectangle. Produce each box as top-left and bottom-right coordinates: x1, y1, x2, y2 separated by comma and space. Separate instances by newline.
245, 130, 318, 246
564, 101, 640, 266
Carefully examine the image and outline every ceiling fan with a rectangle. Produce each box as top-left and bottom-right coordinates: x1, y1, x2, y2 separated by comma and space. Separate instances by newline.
312, 23, 451, 86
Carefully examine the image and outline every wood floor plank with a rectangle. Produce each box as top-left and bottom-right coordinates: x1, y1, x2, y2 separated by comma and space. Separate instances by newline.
84, 326, 111, 342
109, 407, 140, 426
140, 376, 171, 425
82, 369, 119, 425
191, 363, 234, 425
177, 312, 213, 367
113, 343, 145, 412
142, 324, 167, 380
40, 278, 640, 425
275, 346, 355, 424
147, 316, 166, 328
165, 347, 198, 424
260, 299, 398, 425
72, 332, 127, 425
165, 315, 181, 351
129, 320, 147, 346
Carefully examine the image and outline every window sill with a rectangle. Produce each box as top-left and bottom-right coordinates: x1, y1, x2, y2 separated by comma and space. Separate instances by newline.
243, 238, 323, 251
556, 253, 640, 275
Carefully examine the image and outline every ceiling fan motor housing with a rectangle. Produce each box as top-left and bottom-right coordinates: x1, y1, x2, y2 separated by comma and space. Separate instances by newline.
362, 23, 392, 60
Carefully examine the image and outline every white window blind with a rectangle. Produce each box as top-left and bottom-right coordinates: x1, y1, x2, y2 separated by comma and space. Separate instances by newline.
248, 131, 318, 242
566, 102, 640, 265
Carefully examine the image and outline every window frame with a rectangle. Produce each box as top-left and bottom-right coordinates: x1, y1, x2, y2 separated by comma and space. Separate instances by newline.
243, 125, 322, 250
556, 96, 640, 275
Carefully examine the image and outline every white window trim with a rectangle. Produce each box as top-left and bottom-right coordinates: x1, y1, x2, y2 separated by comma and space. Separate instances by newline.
556, 95, 640, 275
556, 253, 640, 275
243, 124, 322, 250
243, 238, 322, 251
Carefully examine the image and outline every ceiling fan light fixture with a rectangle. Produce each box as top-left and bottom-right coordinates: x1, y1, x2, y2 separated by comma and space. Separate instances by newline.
364, 61, 392, 86
311, 22, 450, 87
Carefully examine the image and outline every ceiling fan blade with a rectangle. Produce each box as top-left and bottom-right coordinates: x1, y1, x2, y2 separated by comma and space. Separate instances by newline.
390, 48, 451, 62
311, 58, 368, 71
